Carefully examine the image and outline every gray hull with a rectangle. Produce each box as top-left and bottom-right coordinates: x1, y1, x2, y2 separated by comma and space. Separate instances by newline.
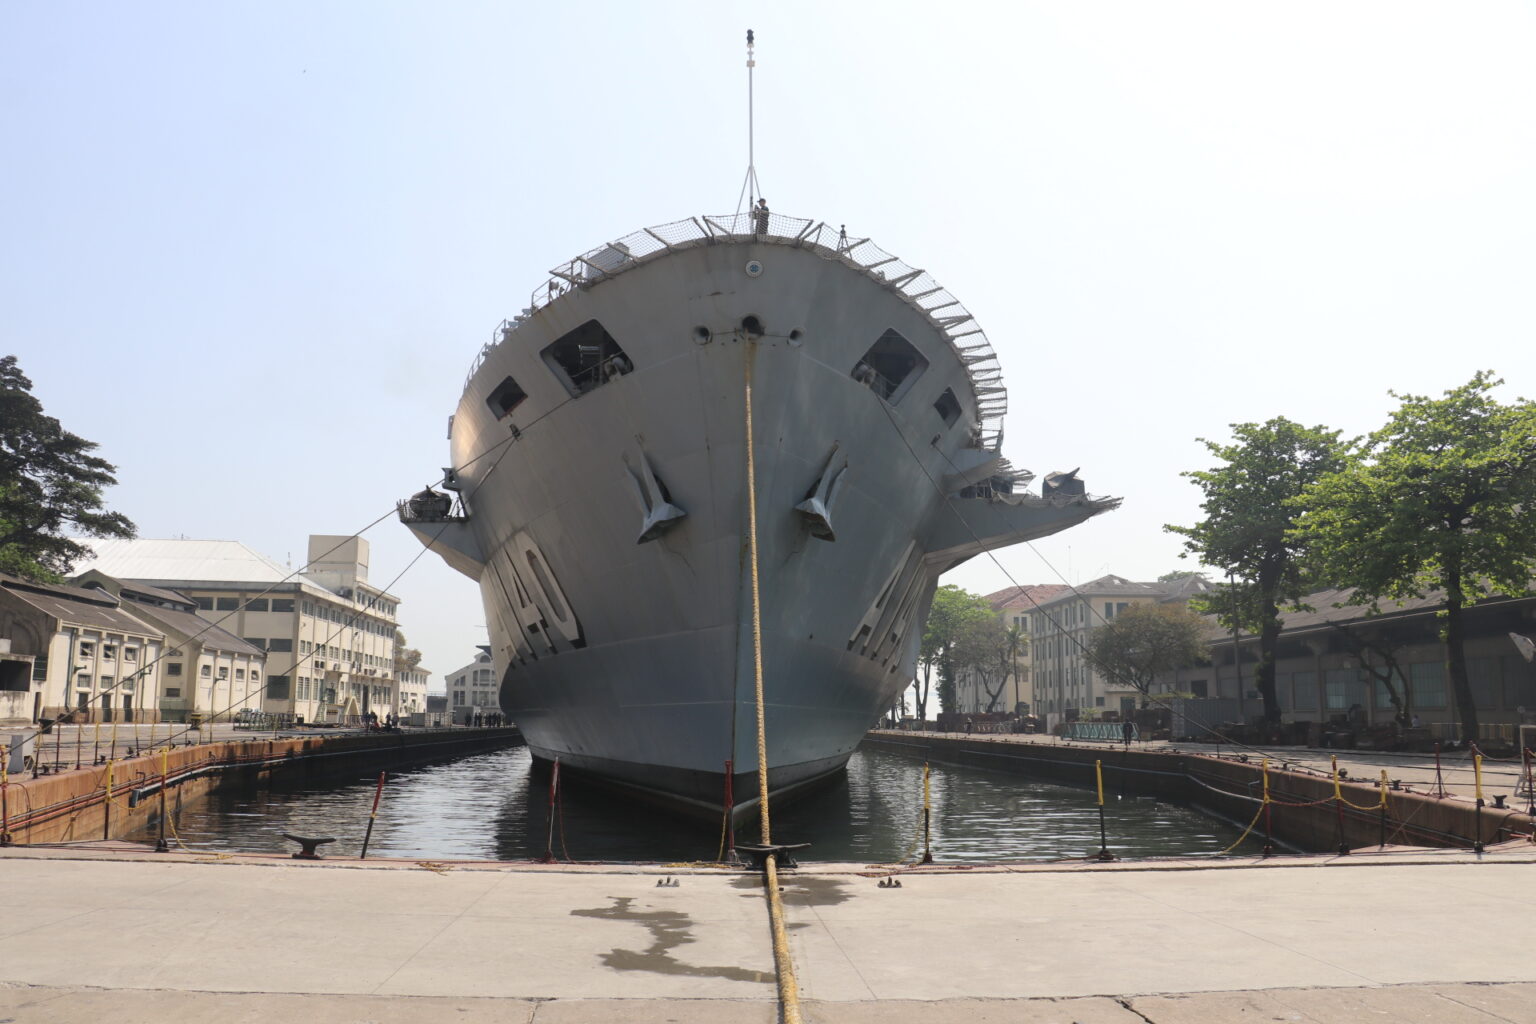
404, 214, 1115, 816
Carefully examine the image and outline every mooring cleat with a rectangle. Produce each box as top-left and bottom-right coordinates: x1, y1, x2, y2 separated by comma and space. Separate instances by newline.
282, 833, 337, 860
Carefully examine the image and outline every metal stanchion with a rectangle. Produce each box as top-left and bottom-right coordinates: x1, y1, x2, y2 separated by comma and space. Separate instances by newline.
540, 758, 561, 864
920, 762, 933, 864
1473, 752, 1485, 855
359, 771, 387, 860
1094, 760, 1114, 862
1332, 755, 1349, 856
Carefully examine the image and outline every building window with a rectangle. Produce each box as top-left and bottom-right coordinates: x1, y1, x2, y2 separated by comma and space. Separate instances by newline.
124, 648, 138, 663
234, 669, 245, 681
272, 598, 295, 613
194, 597, 213, 610
78, 641, 95, 658
1408, 661, 1447, 709
167, 663, 183, 677
267, 675, 290, 700
164, 687, 181, 698
269, 638, 293, 653
200, 664, 211, 678
217, 666, 229, 679
216, 598, 239, 611
245, 598, 269, 612
103, 645, 116, 661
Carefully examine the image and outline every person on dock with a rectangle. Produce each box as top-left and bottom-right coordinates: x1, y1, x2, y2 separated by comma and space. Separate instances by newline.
1122, 719, 1135, 748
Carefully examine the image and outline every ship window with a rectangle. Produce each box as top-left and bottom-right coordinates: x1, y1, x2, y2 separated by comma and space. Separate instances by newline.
933, 388, 961, 427
851, 329, 928, 403
541, 320, 632, 397
486, 376, 527, 419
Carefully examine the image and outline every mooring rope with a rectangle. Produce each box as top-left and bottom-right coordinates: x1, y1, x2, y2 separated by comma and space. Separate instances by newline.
744, 345, 804, 1024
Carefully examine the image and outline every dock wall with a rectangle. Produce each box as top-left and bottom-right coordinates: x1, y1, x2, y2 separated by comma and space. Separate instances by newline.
863, 732, 1534, 854
0, 728, 523, 846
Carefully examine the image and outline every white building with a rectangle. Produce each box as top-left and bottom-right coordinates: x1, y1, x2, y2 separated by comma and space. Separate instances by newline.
445, 647, 500, 724
396, 665, 430, 717
75, 573, 265, 723
78, 536, 402, 724
1029, 574, 1216, 725
0, 574, 165, 723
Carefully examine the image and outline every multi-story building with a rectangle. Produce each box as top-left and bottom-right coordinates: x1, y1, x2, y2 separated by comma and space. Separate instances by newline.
396, 664, 430, 717
445, 647, 500, 724
0, 573, 165, 723
75, 572, 265, 723
78, 535, 401, 724
950, 584, 1068, 715
1029, 574, 1215, 725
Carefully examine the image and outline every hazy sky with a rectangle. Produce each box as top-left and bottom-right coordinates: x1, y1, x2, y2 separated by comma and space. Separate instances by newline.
5, 2, 1534, 684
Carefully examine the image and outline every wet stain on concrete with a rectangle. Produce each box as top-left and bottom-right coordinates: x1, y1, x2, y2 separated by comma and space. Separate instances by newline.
730, 873, 854, 908
570, 897, 772, 984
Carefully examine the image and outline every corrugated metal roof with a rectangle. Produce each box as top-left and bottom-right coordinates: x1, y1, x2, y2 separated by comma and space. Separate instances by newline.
983, 585, 1070, 612
77, 539, 400, 604
124, 602, 263, 657
78, 539, 298, 584
0, 575, 161, 636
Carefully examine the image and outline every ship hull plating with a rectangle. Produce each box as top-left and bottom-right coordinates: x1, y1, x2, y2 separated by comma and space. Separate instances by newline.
408, 227, 1114, 816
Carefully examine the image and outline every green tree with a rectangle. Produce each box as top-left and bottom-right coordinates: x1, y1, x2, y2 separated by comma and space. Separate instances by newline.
1295, 372, 1536, 743
918, 585, 996, 718
0, 356, 134, 581
1166, 418, 1349, 722
1082, 602, 1210, 698
393, 628, 423, 673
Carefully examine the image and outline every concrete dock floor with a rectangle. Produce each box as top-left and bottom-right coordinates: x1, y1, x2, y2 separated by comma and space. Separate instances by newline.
0, 843, 1532, 1022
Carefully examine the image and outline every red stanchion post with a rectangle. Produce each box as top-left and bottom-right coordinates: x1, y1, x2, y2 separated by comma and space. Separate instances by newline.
1523, 747, 1535, 819
1433, 741, 1447, 799
723, 758, 735, 858
540, 758, 561, 864
359, 771, 387, 860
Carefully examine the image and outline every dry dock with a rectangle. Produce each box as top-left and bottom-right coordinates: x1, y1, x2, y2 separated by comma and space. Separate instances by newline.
0, 842, 1532, 1022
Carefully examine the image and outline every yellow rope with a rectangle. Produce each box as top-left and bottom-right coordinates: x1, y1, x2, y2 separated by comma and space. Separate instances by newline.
745, 348, 802, 1024
745, 349, 770, 848
1217, 802, 1268, 856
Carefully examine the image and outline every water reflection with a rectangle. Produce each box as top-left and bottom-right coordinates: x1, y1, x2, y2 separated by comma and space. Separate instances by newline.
127, 745, 1242, 863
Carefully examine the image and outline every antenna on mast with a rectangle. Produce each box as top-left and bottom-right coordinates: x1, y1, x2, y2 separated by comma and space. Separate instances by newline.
735, 29, 762, 217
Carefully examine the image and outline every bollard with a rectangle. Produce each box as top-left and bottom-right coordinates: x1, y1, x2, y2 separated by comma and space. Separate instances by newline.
359, 771, 387, 860
1094, 760, 1114, 862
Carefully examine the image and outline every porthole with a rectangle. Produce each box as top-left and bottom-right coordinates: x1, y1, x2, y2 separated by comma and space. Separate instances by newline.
693, 326, 712, 345
741, 315, 764, 338
744, 259, 764, 277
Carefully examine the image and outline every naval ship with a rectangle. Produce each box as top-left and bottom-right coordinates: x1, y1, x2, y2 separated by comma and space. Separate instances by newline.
400, 210, 1118, 818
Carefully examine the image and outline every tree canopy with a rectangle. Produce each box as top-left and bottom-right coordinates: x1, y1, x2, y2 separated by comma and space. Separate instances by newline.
393, 628, 423, 673
1295, 372, 1536, 742
918, 585, 998, 718
0, 356, 134, 581
1082, 602, 1209, 698
1166, 417, 1348, 722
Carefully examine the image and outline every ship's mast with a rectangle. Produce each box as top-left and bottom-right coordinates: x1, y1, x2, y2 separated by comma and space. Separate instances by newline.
735, 29, 762, 215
